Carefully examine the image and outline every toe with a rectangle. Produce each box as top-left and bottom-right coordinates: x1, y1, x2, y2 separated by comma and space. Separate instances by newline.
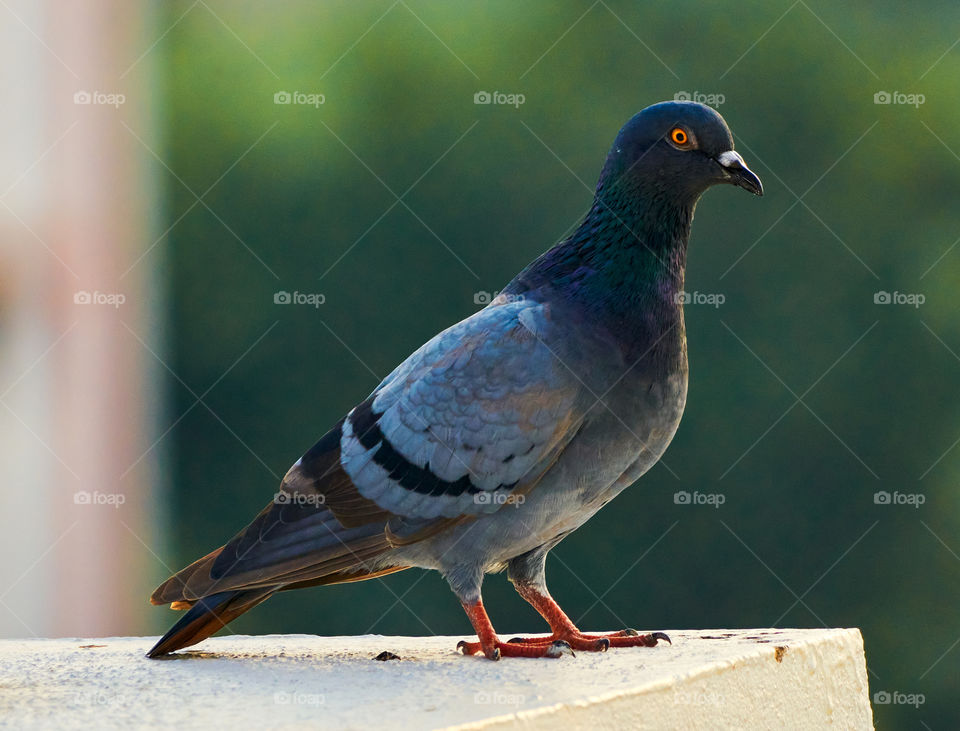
545, 640, 575, 659
457, 640, 482, 655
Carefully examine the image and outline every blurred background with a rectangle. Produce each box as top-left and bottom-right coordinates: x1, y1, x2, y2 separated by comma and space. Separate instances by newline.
0, 1, 956, 727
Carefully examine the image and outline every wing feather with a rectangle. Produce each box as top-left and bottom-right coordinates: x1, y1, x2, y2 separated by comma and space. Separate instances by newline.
340, 299, 586, 520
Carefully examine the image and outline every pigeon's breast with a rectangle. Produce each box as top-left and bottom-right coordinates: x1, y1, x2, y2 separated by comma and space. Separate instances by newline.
553, 364, 687, 514
604, 369, 688, 489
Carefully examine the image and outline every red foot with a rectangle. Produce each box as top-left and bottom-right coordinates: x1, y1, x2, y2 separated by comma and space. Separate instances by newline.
457, 638, 575, 659
505, 628, 671, 651
456, 593, 671, 661
457, 599, 577, 660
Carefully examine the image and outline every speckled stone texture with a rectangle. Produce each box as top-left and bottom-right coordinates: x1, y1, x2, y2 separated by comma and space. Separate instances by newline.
0, 628, 873, 730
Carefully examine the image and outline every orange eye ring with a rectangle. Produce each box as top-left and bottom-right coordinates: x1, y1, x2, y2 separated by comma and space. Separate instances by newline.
670, 127, 688, 145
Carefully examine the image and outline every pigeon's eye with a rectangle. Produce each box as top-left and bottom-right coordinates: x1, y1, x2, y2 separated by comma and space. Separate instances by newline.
669, 127, 694, 149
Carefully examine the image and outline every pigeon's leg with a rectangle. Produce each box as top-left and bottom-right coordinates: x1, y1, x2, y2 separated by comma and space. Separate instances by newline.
505, 549, 671, 652
455, 598, 575, 660
448, 565, 573, 660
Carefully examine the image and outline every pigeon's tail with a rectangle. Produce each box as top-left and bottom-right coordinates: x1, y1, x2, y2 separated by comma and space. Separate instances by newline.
146, 565, 411, 658
146, 588, 274, 658
147, 420, 427, 657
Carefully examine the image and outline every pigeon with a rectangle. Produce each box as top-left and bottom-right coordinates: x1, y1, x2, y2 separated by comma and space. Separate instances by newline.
147, 100, 762, 660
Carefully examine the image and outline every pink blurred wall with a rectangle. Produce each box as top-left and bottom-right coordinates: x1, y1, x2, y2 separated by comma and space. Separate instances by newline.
0, 0, 164, 637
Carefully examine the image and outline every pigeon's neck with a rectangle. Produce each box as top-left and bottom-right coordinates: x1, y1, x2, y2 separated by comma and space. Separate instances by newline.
575, 191, 692, 297
508, 186, 694, 362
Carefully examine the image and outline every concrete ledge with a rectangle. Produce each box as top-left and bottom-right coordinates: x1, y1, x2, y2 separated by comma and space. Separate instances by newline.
0, 628, 873, 729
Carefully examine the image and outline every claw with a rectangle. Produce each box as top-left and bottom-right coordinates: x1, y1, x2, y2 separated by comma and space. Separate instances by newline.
507, 637, 524, 644
620, 628, 640, 637
594, 637, 610, 652
650, 631, 672, 645
457, 640, 468, 653
489, 646, 501, 661
545, 640, 575, 658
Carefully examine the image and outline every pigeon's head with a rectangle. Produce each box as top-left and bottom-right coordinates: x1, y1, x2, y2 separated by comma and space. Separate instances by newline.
599, 101, 763, 203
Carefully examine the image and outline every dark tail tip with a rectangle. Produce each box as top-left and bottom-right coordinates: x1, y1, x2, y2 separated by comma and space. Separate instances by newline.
147, 590, 270, 658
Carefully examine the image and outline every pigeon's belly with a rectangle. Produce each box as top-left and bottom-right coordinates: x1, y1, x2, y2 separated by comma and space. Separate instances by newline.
397, 370, 688, 573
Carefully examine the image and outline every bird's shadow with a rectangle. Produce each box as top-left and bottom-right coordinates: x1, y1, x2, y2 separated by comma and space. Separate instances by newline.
145, 650, 227, 661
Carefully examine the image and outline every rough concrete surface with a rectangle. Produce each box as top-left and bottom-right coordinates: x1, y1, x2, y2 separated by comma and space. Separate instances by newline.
0, 628, 873, 730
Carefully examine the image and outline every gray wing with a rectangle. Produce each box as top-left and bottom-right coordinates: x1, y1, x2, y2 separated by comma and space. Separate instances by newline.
340, 297, 585, 520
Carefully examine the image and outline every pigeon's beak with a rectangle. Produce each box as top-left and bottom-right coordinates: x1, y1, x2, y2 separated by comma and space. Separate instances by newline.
716, 150, 763, 196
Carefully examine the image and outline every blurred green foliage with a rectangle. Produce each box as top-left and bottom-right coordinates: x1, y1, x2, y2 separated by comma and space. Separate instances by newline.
155, 2, 959, 727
